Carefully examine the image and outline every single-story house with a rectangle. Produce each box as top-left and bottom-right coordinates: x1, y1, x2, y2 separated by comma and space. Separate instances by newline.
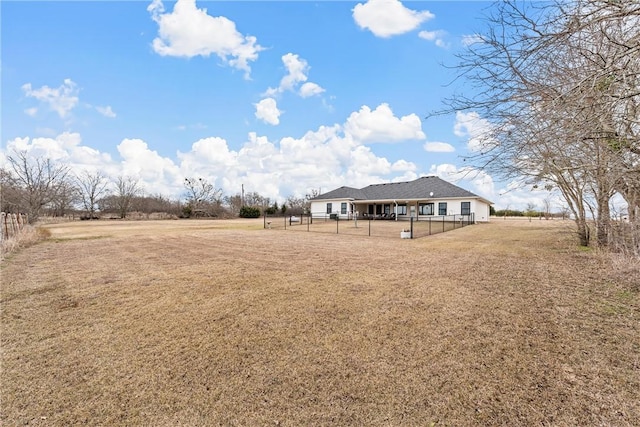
309, 176, 493, 222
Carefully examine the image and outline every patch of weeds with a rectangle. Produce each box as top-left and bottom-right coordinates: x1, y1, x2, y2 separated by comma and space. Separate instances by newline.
617, 290, 636, 301
1, 226, 51, 260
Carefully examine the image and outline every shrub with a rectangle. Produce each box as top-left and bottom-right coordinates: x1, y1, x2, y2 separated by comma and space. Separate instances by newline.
239, 206, 261, 218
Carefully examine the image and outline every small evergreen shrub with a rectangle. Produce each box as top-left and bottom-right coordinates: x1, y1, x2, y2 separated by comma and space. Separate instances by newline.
239, 206, 261, 218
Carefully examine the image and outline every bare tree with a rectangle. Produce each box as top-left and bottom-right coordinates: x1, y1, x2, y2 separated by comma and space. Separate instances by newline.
4, 150, 71, 223
114, 176, 141, 219
183, 177, 223, 217
48, 178, 78, 218
285, 195, 310, 215
223, 194, 244, 216
440, 0, 640, 248
76, 170, 109, 219
240, 191, 269, 209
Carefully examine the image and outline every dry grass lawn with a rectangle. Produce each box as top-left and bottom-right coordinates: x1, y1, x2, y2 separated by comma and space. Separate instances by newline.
1, 218, 639, 426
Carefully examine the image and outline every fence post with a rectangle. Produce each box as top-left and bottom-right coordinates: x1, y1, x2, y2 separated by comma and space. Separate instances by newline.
1, 212, 6, 240
429, 217, 431, 235
336, 215, 339, 234
442, 215, 445, 233
368, 217, 371, 236
410, 217, 414, 239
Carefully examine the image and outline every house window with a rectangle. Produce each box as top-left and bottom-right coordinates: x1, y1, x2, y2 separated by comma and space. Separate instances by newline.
384, 204, 391, 214
419, 203, 434, 215
368, 205, 374, 215
326, 203, 332, 214
461, 202, 471, 215
438, 202, 447, 215
397, 204, 407, 215
341, 202, 347, 214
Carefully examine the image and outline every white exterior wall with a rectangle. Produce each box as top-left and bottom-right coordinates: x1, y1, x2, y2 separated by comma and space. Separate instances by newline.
311, 198, 491, 222
470, 200, 491, 222
310, 200, 353, 219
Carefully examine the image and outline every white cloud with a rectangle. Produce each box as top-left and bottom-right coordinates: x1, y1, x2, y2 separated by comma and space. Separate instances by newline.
424, 141, 455, 153
117, 138, 182, 189
353, 0, 434, 38
391, 159, 417, 172
96, 105, 116, 118
2, 133, 112, 172
299, 82, 325, 98
21, 78, 79, 118
254, 98, 282, 125
148, 0, 263, 79
24, 107, 38, 117
453, 111, 496, 152
344, 103, 426, 143
265, 53, 325, 98
418, 30, 449, 48
280, 53, 308, 92
4, 103, 523, 208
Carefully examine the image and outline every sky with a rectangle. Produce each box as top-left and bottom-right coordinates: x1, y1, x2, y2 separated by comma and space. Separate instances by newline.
1, 0, 558, 210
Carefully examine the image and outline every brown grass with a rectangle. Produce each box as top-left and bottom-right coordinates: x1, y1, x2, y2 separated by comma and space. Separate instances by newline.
1, 219, 639, 426
1, 226, 51, 261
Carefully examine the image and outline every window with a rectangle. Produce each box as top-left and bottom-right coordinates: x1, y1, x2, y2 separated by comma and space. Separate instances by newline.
461, 202, 471, 215
397, 204, 407, 215
368, 205, 374, 215
384, 204, 391, 214
419, 203, 434, 215
326, 203, 332, 214
438, 202, 447, 215
341, 202, 347, 215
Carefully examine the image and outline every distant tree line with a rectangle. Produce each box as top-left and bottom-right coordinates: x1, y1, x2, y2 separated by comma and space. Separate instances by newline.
1, 149, 315, 223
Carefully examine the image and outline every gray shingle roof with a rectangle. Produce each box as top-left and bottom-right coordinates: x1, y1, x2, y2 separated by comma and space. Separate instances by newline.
312, 176, 487, 202
312, 186, 367, 200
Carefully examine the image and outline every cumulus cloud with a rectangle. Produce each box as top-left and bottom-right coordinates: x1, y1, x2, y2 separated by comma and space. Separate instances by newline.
424, 141, 455, 153
96, 105, 116, 118
148, 0, 263, 78
299, 82, 325, 98
117, 138, 182, 189
265, 53, 325, 98
418, 30, 448, 48
344, 103, 426, 143
280, 53, 309, 92
2, 133, 113, 173
353, 0, 434, 38
454, 111, 496, 152
21, 79, 79, 118
254, 98, 282, 125
2, 103, 490, 207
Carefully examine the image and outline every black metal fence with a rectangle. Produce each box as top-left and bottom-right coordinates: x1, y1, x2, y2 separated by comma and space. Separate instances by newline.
263, 213, 475, 239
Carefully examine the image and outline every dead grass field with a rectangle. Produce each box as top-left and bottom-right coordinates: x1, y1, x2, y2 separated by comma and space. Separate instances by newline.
1, 218, 639, 426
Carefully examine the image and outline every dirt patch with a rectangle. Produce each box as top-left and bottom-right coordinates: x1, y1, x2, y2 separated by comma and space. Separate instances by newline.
1, 219, 638, 425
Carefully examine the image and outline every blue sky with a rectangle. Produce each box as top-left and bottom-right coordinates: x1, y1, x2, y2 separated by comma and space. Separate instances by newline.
2, 0, 553, 210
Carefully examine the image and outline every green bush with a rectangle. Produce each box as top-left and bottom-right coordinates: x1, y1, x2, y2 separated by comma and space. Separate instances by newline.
239, 205, 261, 218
